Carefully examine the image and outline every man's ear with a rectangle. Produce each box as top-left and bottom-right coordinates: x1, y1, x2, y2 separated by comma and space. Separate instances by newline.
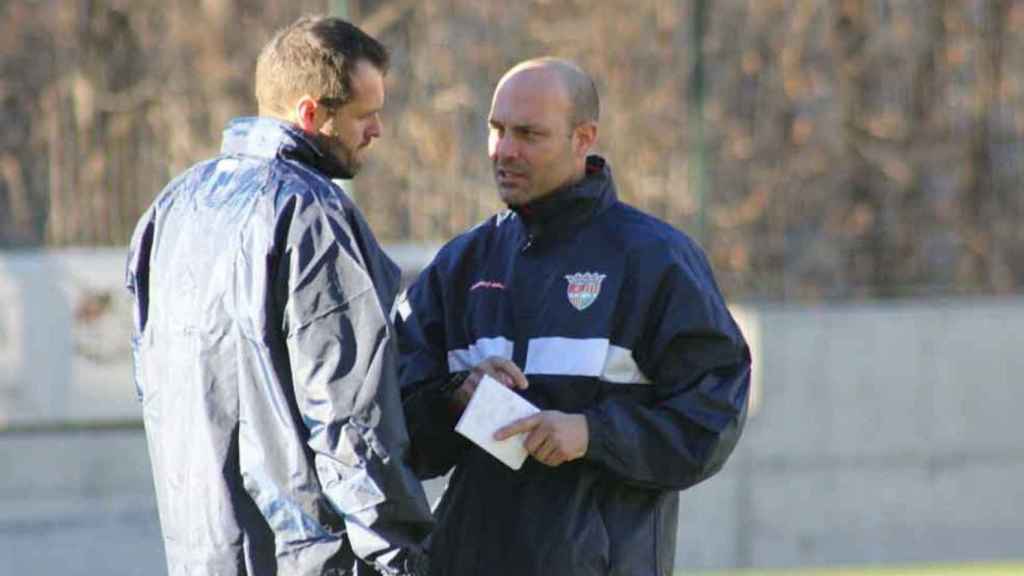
572, 122, 598, 158
293, 95, 322, 133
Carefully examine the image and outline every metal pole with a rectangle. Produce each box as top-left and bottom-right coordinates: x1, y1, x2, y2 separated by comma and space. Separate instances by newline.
688, 0, 709, 246
329, 0, 349, 19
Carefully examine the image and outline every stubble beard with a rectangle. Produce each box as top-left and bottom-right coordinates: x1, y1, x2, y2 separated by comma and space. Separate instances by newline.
316, 132, 361, 179
494, 162, 532, 207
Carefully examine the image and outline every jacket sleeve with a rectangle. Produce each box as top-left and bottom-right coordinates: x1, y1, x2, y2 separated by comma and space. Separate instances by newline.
395, 259, 470, 479
582, 241, 751, 491
125, 206, 155, 403
279, 197, 433, 575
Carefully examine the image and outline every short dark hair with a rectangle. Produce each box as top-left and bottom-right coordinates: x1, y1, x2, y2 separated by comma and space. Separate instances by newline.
255, 15, 389, 115
559, 60, 600, 127
504, 57, 599, 128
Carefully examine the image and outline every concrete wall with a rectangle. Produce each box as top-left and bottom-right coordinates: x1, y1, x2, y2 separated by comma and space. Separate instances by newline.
0, 249, 137, 425
675, 299, 1024, 569
1, 249, 1021, 574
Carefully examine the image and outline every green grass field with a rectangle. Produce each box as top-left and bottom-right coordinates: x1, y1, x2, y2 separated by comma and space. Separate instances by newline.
683, 562, 1024, 576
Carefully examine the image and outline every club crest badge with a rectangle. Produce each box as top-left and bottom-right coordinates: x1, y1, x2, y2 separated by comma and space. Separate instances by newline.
565, 272, 606, 311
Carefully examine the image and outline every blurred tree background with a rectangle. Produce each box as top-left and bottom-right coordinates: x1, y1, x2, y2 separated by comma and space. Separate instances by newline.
1, 0, 1021, 301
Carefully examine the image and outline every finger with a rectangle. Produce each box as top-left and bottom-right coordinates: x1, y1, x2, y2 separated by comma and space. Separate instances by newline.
498, 369, 528, 390
491, 369, 516, 388
483, 357, 528, 389
532, 436, 557, 463
524, 429, 548, 454
475, 360, 514, 387
463, 370, 484, 393
494, 414, 539, 440
541, 441, 568, 467
494, 361, 529, 389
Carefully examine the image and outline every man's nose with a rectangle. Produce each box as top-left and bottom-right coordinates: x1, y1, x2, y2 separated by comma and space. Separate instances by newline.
367, 115, 383, 139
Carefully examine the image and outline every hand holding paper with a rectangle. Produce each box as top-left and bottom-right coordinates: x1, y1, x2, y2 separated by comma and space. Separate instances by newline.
493, 410, 589, 468
454, 374, 539, 470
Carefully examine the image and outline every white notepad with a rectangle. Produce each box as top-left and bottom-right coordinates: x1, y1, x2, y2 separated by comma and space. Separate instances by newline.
454, 374, 540, 470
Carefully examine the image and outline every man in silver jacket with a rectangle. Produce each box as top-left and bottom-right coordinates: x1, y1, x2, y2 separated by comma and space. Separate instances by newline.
126, 15, 431, 576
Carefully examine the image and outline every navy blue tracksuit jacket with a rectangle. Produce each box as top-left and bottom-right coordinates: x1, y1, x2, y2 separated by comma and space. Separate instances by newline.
397, 156, 751, 575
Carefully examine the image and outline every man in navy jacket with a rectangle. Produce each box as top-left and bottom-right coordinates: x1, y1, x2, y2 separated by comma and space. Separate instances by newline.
397, 58, 752, 575
127, 16, 431, 576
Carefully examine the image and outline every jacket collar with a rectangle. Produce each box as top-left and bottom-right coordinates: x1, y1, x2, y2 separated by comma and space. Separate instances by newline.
510, 155, 617, 245
220, 116, 352, 179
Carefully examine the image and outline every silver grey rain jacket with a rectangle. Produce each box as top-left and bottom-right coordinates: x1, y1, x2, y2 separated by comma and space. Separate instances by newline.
127, 117, 433, 576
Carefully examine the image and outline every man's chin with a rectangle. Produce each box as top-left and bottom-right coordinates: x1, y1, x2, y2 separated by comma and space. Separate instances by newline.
333, 154, 362, 179
497, 185, 528, 207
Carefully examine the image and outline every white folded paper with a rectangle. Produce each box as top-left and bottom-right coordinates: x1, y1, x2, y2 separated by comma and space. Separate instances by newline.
454, 374, 540, 470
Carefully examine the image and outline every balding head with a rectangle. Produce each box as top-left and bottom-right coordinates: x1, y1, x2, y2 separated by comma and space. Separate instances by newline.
498, 58, 599, 129
487, 58, 600, 206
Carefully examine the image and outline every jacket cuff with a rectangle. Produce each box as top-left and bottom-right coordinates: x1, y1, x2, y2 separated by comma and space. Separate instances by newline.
438, 370, 470, 396
582, 409, 615, 467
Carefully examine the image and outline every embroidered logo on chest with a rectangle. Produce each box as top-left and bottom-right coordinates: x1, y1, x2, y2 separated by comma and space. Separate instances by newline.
564, 272, 606, 311
470, 280, 506, 292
